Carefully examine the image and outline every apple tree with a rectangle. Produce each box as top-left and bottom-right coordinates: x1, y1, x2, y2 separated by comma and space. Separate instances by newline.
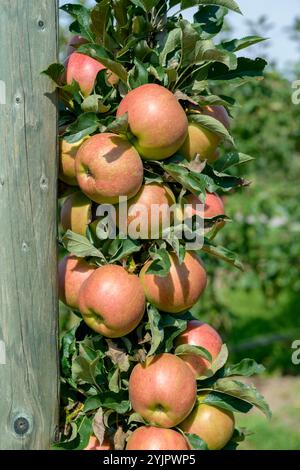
45, 0, 271, 450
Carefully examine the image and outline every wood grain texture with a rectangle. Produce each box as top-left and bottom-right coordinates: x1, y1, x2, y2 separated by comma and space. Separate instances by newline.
0, 0, 59, 449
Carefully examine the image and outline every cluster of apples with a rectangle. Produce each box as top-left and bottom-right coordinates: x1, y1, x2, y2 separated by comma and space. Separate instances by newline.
59, 39, 232, 450
59, 252, 208, 338
83, 324, 234, 451
127, 334, 235, 451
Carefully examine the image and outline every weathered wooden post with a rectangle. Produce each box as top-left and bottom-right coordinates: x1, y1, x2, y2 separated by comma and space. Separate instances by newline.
0, 0, 59, 449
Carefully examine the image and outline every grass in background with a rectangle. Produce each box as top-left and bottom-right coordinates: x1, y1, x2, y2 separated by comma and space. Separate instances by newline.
237, 377, 300, 450
220, 287, 300, 374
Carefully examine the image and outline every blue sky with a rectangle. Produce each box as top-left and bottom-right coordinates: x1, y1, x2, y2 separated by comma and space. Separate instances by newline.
60, 0, 300, 69
226, 0, 300, 69
181, 0, 300, 69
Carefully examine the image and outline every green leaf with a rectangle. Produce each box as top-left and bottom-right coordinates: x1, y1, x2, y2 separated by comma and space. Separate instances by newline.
209, 343, 228, 373
201, 239, 244, 271
105, 339, 130, 372
106, 113, 129, 135
224, 359, 265, 378
59, 81, 82, 109
77, 42, 110, 59
223, 428, 247, 449
197, 344, 229, 380
98, 391, 131, 414
146, 249, 172, 277
147, 65, 165, 82
180, 20, 201, 68
184, 433, 209, 450
175, 344, 212, 362
61, 325, 78, 378
202, 164, 249, 191
42, 63, 65, 85
128, 58, 149, 89
209, 379, 272, 419
62, 230, 107, 261
181, 0, 242, 15
165, 67, 178, 87
130, 0, 160, 12
165, 237, 186, 264
221, 36, 267, 53
92, 408, 105, 445
162, 159, 210, 198
84, 392, 130, 414
108, 368, 120, 393
72, 354, 101, 385
163, 155, 246, 196
128, 413, 147, 425
199, 45, 237, 69
196, 94, 235, 107
144, 168, 164, 184
84, 396, 103, 412
213, 152, 254, 172
192, 79, 208, 93
147, 304, 164, 356
135, 40, 154, 61
77, 416, 94, 450
60, 4, 94, 41
208, 57, 267, 82
52, 416, 93, 450
193, 6, 228, 39
160, 28, 181, 66
159, 314, 188, 352
91, 1, 110, 45
188, 114, 235, 146
64, 113, 99, 143
81, 95, 110, 114
95, 68, 115, 95
117, 37, 140, 58
109, 237, 142, 262
201, 391, 253, 413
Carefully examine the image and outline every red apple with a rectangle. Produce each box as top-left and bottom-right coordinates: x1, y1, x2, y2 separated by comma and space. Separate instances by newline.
75, 133, 144, 204
180, 123, 220, 162
84, 435, 113, 450
60, 191, 92, 236
126, 426, 189, 450
78, 265, 145, 338
202, 105, 230, 130
182, 191, 225, 219
140, 252, 207, 314
66, 52, 106, 96
58, 255, 96, 310
179, 393, 235, 450
129, 353, 197, 428
59, 136, 87, 186
117, 183, 176, 239
184, 191, 226, 233
117, 84, 188, 160
175, 321, 223, 377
